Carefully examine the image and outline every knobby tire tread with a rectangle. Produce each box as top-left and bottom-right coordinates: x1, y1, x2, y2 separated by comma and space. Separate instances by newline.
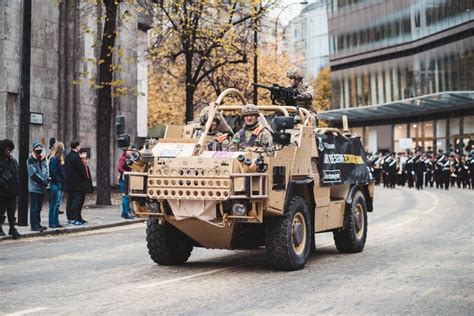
265, 196, 311, 271
146, 218, 193, 265
333, 190, 368, 253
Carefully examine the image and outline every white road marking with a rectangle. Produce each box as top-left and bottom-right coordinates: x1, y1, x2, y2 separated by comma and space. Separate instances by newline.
423, 206, 437, 215
6, 307, 48, 316
423, 190, 439, 215
386, 188, 440, 230
137, 266, 237, 289
388, 218, 417, 230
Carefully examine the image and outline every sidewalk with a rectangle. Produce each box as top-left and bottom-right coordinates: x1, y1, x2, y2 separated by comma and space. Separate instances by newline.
0, 191, 144, 241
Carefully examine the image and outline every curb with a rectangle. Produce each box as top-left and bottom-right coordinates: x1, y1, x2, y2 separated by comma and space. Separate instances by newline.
0, 218, 146, 241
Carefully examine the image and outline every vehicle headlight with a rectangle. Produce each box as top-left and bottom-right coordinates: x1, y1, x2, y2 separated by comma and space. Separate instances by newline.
231, 203, 247, 216
146, 201, 160, 213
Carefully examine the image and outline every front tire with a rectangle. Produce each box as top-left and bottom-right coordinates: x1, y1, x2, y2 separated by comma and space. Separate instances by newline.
146, 218, 193, 265
265, 196, 312, 271
333, 190, 368, 253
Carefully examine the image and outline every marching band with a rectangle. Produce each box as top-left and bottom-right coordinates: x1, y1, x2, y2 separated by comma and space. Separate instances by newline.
368, 149, 474, 190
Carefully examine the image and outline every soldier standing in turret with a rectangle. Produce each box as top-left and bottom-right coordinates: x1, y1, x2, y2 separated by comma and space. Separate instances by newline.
231, 104, 273, 152
287, 67, 315, 111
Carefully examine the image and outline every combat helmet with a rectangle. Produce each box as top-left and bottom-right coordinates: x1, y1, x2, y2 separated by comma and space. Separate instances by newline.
199, 112, 221, 126
287, 67, 304, 80
240, 104, 260, 117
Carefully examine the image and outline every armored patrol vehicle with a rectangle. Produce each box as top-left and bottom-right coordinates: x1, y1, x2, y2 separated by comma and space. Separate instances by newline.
123, 88, 374, 271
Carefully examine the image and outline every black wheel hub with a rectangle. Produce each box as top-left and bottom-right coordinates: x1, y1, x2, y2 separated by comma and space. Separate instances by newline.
292, 222, 304, 246
354, 209, 362, 232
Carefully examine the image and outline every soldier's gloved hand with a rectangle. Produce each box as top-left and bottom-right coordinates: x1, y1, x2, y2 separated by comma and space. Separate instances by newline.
296, 94, 306, 101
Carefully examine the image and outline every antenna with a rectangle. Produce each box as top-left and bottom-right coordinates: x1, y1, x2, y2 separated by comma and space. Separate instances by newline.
342, 115, 350, 136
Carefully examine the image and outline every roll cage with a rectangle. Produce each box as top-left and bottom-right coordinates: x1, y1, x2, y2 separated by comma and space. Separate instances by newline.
195, 88, 316, 154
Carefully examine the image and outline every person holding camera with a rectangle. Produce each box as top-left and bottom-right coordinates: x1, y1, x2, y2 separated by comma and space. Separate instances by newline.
118, 145, 135, 219
28, 142, 49, 231
79, 148, 93, 195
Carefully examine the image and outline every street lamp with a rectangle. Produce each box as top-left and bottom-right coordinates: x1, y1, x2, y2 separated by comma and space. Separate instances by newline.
18, 0, 32, 226
253, 2, 261, 105
274, 1, 308, 55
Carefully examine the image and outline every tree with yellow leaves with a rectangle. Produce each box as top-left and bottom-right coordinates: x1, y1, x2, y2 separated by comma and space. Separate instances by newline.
149, 0, 276, 123
312, 65, 332, 113
75, 0, 150, 205
148, 41, 293, 131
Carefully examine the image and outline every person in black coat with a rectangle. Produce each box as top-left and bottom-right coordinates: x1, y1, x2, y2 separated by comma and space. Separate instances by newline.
413, 150, 426, 190
382, 154, 391, 188
435, 151, 446, 189
0, 139, 21, 238
64, 141, 89, 225
79, 148, 93, 194
424, 154, 435, 188
468, 153, 474, 189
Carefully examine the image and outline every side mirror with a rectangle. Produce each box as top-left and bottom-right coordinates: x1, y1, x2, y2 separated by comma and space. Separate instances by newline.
272, 116, 294, 132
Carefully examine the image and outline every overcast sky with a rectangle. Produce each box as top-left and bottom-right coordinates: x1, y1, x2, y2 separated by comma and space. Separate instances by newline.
268, 0, 311, 26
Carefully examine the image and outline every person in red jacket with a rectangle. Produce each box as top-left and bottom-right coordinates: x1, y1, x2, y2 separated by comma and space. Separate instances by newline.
118, 145, 135, 219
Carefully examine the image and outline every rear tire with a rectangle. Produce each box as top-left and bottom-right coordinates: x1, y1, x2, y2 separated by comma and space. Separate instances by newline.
333, 190, 368, 253
146, 218, 193, 265
265, 196, 311, 271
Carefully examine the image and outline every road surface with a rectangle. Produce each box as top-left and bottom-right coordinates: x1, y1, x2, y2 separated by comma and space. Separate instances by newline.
1, 186, 473, 315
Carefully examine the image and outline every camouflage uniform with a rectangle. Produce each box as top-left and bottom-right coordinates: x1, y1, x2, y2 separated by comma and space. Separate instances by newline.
230, 104, 273, 152
199, 113, 230, 151
231, 124, 273, 152
287, 67, 315, 111
205, 130, 230, 151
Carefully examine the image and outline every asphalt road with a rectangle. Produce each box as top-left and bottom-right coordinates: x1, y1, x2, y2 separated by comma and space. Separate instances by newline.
1, 186, 473, 315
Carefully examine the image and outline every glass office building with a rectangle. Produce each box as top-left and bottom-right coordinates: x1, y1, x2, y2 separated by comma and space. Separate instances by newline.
320, 0, 474, 153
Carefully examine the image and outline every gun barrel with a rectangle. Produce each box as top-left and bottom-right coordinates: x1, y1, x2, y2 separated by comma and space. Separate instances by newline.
252, 83, 273, 90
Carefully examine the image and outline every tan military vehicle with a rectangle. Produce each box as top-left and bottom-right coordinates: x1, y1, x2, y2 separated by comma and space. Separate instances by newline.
124, 89, 374, 271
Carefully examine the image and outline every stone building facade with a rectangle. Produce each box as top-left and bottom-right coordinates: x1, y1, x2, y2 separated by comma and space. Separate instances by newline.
0, 0, 148, 185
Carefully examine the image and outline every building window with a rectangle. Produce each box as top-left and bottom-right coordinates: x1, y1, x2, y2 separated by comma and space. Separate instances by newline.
378, 71, 385, 103
401, 16, 411, 35
436, 119, 447, 152
362, 73, 369, 105
415, 10, 421, 28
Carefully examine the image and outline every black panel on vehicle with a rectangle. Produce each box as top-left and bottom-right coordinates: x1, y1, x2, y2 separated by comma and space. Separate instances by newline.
272, 166, 286, 190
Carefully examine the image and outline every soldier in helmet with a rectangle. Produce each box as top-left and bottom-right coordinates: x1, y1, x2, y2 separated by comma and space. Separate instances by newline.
200, 113, 230, 151
230, 104, 273, 152
287, 67, 315, 111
